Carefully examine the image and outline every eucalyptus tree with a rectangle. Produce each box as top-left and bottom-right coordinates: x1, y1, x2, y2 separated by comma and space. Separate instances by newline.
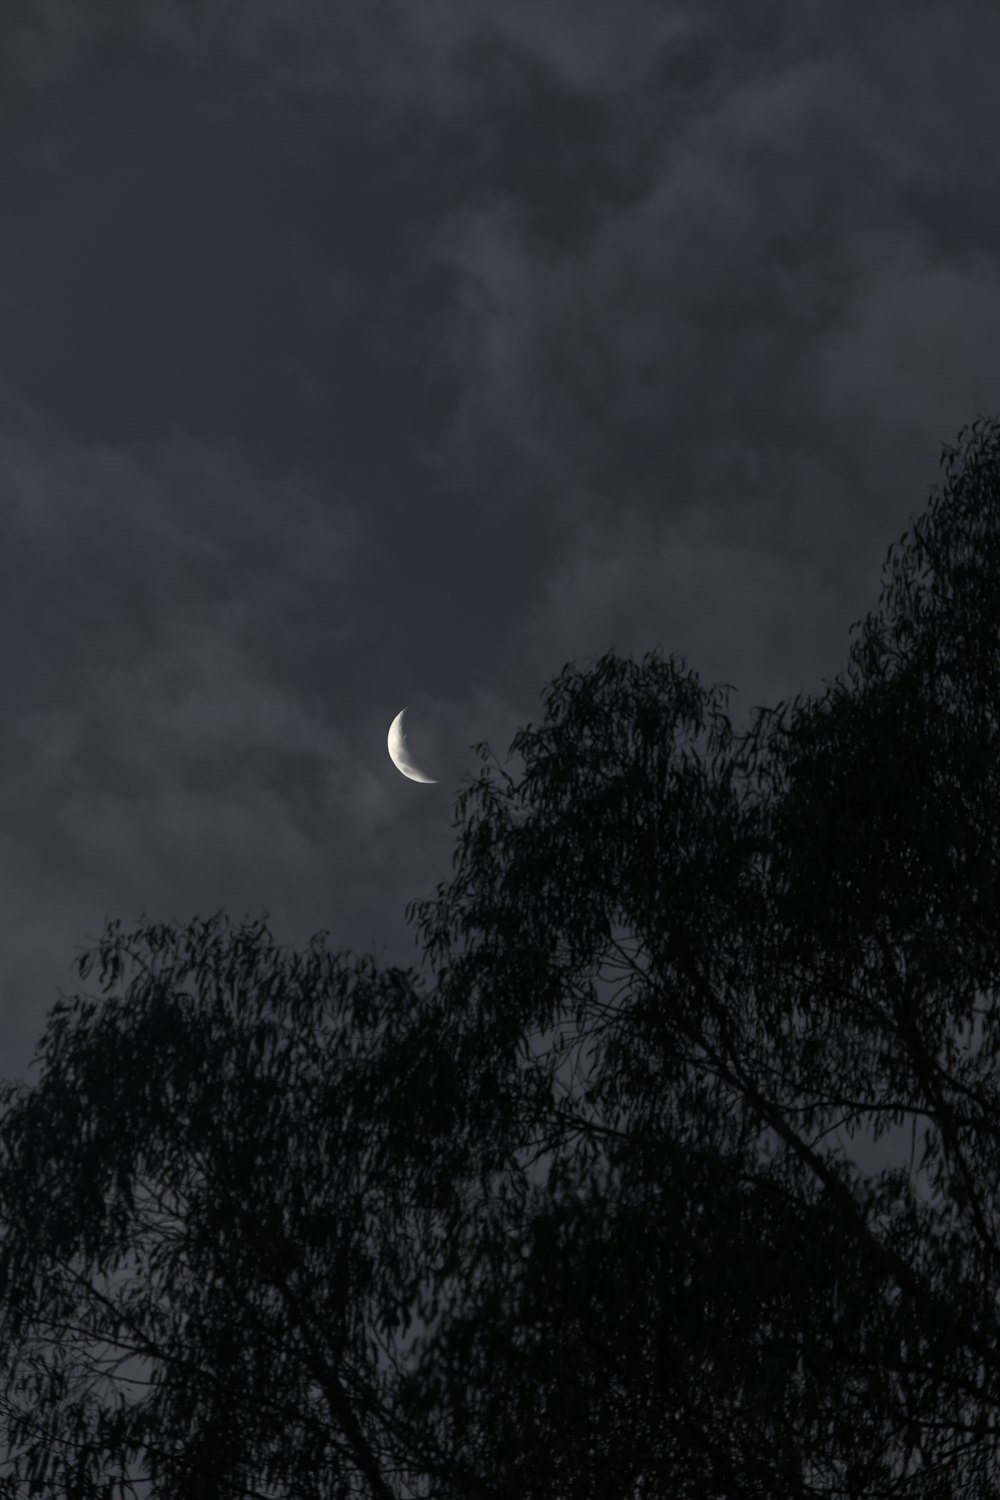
2, 415, 1000, 1497
0, 915, 461, 1499
393, 411, 1000, 1498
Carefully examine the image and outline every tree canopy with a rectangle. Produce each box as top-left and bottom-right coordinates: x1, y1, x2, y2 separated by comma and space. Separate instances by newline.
2, 414, 1000, 1497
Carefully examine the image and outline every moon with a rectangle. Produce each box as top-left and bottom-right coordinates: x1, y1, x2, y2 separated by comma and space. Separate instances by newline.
387, 708, 437, 784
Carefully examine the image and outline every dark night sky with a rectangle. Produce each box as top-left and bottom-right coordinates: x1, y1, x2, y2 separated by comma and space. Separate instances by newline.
1, 2, 998, 1255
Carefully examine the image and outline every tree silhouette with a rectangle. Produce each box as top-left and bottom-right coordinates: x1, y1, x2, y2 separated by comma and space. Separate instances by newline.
2, 415, 1000, 1496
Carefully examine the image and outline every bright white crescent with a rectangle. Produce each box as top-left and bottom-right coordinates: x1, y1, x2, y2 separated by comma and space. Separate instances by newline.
387, 708, 437, 784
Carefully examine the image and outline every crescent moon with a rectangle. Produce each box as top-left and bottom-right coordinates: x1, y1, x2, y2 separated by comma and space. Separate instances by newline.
387, 708, 437, 784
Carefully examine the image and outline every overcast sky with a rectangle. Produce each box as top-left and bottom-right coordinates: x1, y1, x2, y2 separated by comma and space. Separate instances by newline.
1, 0, 998, 1265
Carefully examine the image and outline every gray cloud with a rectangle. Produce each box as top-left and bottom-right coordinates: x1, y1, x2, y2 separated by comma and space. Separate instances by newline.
0, 0, 996, 1245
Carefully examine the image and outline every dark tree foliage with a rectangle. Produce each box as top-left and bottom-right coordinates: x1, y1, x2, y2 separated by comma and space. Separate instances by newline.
2, 414, 1000, 1497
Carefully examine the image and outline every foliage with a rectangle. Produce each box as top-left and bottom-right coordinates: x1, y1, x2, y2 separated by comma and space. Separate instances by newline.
3, 415, 1000, 1495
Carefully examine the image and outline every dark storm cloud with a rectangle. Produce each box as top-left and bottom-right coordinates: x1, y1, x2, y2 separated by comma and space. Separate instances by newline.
0, 0, 691, 118
0, 400, 396, 1064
